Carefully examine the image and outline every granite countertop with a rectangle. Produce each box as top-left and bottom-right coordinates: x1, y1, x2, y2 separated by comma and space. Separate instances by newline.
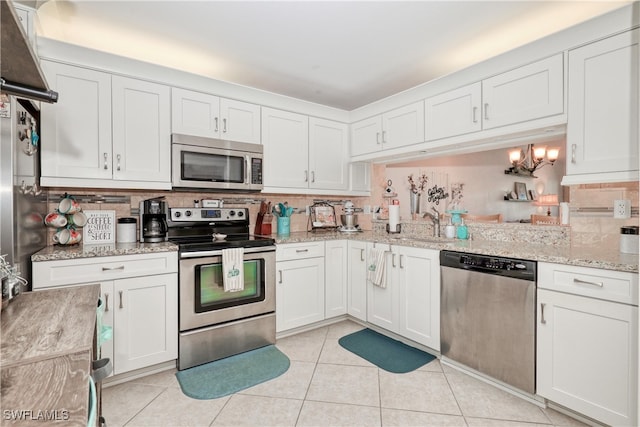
1, 284, 101, 426
273, 231, 639, 273
32, 241, 178, 262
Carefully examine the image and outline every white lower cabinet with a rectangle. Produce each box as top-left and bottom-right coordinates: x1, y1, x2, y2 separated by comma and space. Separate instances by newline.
32, 252, 178, 376
537, 262, 638, 426
347, 240, 368, 321
365, 243, 440, 350
325, 240, 348, 319
275, 242, 325, 332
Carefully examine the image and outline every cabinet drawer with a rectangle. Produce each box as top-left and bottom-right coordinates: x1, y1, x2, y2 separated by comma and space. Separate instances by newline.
276, 242, 324, 261
538, 262, 638, 305
33, 252, 178, 289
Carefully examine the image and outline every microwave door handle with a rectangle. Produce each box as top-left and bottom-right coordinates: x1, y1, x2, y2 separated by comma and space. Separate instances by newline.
245, 156, 249, 185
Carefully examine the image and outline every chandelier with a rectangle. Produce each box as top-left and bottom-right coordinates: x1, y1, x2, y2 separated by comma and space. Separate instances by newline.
504, 145, 560, 178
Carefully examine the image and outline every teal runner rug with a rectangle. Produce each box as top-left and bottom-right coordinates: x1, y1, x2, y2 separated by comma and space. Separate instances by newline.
175, 345, 290, 399
338, 328, 436, 373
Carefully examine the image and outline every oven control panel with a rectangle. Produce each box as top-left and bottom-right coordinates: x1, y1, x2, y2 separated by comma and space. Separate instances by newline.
169, 208, 248, 222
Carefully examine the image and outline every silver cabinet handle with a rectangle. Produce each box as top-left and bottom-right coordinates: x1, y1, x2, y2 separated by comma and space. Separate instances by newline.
376, 132, 381, 144
472, 106, 478, 123
360, 249, 364, 262
116, 154, 121, 171
571, 144, 577, 164
311, 171, 315, 183
214, 117, 219, 132
296, 249, 309, 253
278, 270, 283, 284
102, 265, 125, 271
484, 103, 489, 120
103, 153, 108, 170
304, 170, 308, 182
223, 118, 227, 133
574, 278, 604, 288
392, 253, 396, 268
104, 293, 109, 312
381, 130, 387, 144
540, 303, 546, 324
119, 290, 123, 309
399, 254, 404, 269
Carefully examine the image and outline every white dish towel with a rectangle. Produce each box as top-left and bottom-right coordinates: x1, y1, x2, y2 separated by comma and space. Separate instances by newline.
367, 247, 386, 288
222, 247, 244, 292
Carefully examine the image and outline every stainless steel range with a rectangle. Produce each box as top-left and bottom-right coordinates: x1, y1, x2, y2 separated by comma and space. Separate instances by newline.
168, 206, 276, 370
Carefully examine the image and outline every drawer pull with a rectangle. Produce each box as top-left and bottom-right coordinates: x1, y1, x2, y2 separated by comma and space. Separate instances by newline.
278, 270, 283, 284
102, 266, 125, 271
392, 253, 396, 268
360, 249, 364, 262
104, 293, 109, 312
295, 249, 309, 253
399, 254, 404, 269
573, 278, 604, 288
540, 303, 546, 324
118, 290, 123, 309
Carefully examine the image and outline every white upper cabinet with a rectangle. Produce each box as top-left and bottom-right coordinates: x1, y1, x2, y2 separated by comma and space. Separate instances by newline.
112, 76, 171, 183
41, 61, 171, 189
172, 88, 261, 144
481, 54, 564, 129
425, 82, 482, 140
262, 107, 349, 191
425, 54, 564, 141
308, 117, 349, 191
563, 29, 639, 184
351, 101, 425, 156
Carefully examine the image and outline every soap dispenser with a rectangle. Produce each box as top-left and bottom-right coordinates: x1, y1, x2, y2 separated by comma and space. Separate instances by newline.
444, 218, 456, 239
456, 218, 468, 240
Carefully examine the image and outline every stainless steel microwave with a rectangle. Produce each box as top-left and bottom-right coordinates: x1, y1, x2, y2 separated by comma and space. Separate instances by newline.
171, 134, 263, 191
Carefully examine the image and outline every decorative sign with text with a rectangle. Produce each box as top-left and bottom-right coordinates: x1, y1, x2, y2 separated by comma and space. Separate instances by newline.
83, 210, 115, 244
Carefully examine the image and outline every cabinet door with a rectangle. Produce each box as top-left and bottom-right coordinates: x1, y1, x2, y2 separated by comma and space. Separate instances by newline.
381, 101, 425, 150
99, 281, 115, 376
40, 61, 112, 180
397, 246, 440, 349
324, 240, 347, 318
262, 107, 309, 189
113, 273, 178, 374
220, 98, 261, 144
347, 240, 367, 321
425, 83, 482, 140
482, 54, 564, 130
537, 289, 638, 426
171, 87, 220, 138
276, 257, 325, 332
351, 115, 382, 156
566, 29, 639, 179
309, 118, 348, 190
366, 243, 398, 332
112, 76, 171, 183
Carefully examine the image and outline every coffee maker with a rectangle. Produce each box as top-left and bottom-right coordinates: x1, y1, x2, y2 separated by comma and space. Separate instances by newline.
140, 198, 168, 243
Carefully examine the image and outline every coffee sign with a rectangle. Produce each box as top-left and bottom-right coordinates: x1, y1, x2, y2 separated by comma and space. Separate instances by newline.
83, 210, 116, 244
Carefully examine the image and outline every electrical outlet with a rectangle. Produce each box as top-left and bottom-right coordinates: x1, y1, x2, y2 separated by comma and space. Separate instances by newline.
363, 205, 371, 214
614, 199, 631, 219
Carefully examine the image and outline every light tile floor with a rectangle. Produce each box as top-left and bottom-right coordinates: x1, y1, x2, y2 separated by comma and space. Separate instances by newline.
103, 320, 587, 427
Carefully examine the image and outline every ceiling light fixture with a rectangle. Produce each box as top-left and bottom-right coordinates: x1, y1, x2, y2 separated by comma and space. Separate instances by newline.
504, 144, 559, 178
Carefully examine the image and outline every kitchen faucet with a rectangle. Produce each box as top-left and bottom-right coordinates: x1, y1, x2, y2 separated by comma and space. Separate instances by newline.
423, 207, 441, 237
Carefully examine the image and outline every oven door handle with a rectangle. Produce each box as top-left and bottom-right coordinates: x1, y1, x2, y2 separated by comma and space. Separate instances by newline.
180, 246, 276, 259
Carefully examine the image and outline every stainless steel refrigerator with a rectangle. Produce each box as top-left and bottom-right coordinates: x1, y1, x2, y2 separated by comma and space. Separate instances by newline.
0, 96, 48, 288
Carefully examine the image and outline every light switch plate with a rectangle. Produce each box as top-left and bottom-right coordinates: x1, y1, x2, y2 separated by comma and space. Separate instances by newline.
613, 199, 631, 219
363, 205, 371, 214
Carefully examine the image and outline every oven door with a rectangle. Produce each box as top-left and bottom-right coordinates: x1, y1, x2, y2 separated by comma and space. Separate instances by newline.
179, 246, 275, 331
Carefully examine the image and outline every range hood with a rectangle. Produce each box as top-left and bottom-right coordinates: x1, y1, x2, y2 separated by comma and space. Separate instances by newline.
1, 0, 57, 103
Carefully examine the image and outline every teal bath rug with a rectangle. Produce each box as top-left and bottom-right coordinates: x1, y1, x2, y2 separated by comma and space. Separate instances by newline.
338, 328, 436, 373
175, 345, 290, 399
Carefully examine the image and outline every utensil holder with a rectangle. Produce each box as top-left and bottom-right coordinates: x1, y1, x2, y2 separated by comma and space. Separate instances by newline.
277, 216, 290, 236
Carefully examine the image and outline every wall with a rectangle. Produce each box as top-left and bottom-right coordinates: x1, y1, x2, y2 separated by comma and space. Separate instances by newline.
372, 142, 566, 223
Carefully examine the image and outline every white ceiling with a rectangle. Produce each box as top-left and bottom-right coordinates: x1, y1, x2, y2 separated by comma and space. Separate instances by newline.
30, 0, 632, 110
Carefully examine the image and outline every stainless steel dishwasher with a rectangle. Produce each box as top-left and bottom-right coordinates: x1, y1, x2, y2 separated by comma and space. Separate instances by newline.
440, 250, 536, 394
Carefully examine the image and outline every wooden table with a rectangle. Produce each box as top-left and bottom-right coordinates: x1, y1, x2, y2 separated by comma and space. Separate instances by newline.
1, 285, 100, 426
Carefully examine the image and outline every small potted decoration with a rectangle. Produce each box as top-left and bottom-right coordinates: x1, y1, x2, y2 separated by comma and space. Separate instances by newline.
407, 173, 428, 217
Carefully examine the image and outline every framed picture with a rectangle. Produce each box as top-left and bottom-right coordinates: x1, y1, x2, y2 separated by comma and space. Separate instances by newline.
528, 190, 538, 201
83, 210, 116, 244
514, 182, 528, 201
310, 203, 337, 228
